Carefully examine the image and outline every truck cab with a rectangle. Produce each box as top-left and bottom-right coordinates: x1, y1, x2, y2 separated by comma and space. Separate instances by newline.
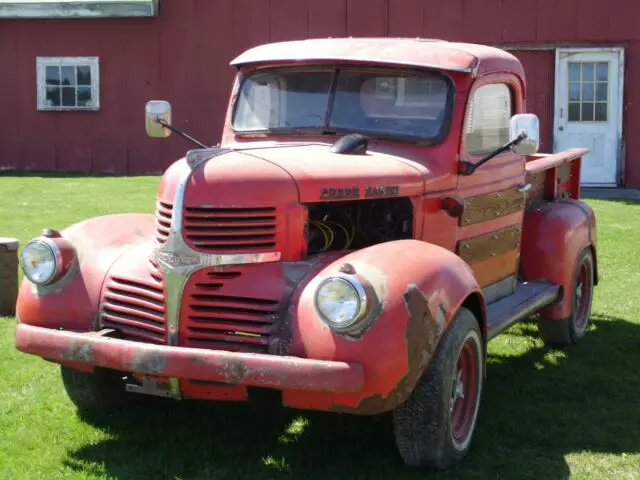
15, 38, 597, 470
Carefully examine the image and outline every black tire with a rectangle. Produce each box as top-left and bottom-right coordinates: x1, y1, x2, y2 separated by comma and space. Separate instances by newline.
392, 307, 484, 470
60, 366, 134, 412
538, 248, 594, 346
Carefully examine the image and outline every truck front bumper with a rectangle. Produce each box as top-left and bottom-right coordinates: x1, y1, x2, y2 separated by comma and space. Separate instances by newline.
15, 324, 365, 393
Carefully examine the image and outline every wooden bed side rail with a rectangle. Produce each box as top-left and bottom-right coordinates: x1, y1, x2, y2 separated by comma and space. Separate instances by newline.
525, 148, 589, 174
524, 148, 589, 206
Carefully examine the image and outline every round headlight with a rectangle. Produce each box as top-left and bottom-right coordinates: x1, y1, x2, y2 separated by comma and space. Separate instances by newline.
315, 275, 368, 331
21, 239, 60, 285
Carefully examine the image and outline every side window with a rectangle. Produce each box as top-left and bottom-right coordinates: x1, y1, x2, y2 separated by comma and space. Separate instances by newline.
36, 56, 100, 111
465, 84, 512, 155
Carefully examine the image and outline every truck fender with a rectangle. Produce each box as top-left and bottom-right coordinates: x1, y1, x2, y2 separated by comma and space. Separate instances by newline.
16, 214, 156, 331
520, 199, 598, 321
286, 239, 486, 414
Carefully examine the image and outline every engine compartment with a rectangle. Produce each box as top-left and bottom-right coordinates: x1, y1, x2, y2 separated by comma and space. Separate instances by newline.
305, 198, 414, 254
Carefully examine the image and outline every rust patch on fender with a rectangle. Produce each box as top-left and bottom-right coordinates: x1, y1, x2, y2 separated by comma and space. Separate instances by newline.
62, 340, 94, 363
331, 284, 440, 414
130, 350, 167, 374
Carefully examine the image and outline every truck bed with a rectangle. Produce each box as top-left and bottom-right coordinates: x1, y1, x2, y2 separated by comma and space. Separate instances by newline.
524, 148, 588, 207
484, 148, 589, 340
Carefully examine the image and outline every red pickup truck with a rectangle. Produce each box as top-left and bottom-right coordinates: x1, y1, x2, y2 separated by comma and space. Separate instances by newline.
15, 38, 597, 470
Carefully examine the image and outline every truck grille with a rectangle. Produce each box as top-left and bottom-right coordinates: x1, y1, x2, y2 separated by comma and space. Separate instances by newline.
182, 270, 280, 353
182, 206, 278, 253
154, 201, 173, 244
100, 261, 166, 344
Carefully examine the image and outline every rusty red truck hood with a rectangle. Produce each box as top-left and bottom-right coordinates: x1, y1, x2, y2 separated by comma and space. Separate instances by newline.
159, 143, 428, 206
245, 143, 427, 202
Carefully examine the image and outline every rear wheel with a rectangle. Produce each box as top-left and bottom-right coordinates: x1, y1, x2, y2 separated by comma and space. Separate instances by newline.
61, 366, 135, 412
393, 307, 484, 470
538, 248, 594, 346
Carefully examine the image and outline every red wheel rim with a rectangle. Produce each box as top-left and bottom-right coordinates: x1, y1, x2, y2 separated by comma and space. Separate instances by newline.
574, 262, 592, 332
450, 337, 480, 444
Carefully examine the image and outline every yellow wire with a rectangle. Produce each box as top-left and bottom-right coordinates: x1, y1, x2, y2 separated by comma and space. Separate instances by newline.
348, 226, 356, 248
311, 220, 329, 251
325, 221, 351, 250
310, 220, 330, 250
318, 221, 335, 249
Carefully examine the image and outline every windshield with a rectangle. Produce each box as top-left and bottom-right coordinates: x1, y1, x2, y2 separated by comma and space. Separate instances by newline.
232, 66, 452, 141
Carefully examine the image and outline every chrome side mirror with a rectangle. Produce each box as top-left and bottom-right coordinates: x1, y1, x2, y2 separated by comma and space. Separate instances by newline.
145, 100, 172, 138
510, 114, 540, 155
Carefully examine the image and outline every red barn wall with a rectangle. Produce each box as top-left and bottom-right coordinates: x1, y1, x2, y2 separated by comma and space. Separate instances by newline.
0, 0, 638, 186
510, 51, 556, 155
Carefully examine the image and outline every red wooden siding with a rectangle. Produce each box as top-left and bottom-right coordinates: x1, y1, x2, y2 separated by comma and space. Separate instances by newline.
510, 51, 555, 155
0, 0, 638, 186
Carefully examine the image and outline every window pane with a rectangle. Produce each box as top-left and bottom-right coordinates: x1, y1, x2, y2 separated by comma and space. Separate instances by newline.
569, 83, 580, 101
581, 82, 595, 101
233, 67, 451, 141
466, 84, 512, 154
62, 86, 76, 107
568, 103, 581, 121
76, 66, 91, 86
46, 87, 61, 107
595, 102, 607, 121
582, 102, 594, 121
583, 63, 595, 82
332, 71, 449, 138
77, 87, 92, 107
595, 83, 608, 102
596, 62, 608, 82
569, 63, 581, 82
45, 66, 60, 86
61, 66, 75, 86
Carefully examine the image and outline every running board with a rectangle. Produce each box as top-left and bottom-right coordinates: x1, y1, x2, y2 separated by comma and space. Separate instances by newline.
486, 281, 561, 340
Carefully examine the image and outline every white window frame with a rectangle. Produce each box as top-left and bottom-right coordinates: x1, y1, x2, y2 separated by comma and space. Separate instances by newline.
0, 1, 158, 19
36, 56, 100, 112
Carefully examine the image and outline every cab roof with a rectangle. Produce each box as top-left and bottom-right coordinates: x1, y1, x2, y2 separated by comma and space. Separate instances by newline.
230, 37, 524, 78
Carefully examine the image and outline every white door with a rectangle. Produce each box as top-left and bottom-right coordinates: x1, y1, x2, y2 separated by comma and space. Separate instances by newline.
555, 48, 624, 186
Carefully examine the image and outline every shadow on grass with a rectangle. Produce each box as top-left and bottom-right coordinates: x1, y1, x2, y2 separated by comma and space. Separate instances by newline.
63, 314, 640, 480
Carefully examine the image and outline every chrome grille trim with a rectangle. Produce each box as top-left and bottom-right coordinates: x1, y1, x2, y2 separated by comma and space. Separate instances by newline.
152, 147, 285, 398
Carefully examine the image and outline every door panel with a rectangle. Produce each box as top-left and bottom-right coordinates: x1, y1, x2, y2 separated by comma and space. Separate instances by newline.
456, 75, 526, 293
555, 49, 623, 186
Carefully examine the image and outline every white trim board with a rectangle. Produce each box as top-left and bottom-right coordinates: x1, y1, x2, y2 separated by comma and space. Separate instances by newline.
0, 0, 158, 18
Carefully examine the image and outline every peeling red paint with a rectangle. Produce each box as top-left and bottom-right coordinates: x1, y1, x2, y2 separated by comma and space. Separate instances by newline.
15, 324, 364, 393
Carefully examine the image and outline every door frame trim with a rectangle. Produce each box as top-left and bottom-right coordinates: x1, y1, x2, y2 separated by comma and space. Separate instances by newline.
553, 47, 625, 187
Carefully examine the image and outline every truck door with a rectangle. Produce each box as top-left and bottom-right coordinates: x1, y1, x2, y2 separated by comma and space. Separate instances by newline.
456, 76, 527, 304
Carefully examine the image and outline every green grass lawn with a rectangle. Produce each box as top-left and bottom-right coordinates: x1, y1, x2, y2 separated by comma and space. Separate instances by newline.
1, 174, 639, 480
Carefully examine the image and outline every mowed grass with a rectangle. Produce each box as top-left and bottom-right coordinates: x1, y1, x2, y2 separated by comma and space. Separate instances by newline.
1, 174, 639, 480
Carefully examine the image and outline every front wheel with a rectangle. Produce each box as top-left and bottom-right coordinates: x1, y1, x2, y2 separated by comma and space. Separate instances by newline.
61, 366, 135, 412
392, 307, 484, 470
